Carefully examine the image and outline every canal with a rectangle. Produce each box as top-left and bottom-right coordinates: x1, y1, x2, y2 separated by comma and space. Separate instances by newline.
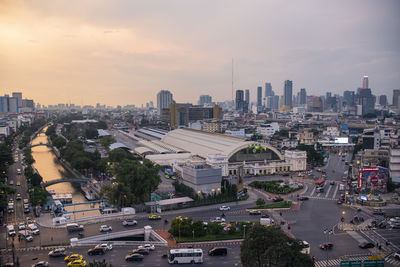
31, 130, 100, 218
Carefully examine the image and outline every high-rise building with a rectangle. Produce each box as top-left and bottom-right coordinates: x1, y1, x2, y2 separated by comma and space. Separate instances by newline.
273, 95, 280, 110
235, 90, 245, 111
284, 80, 293, 108
198, 95, 212, 106
245, 89, 250, 113
393, 89, 400, 108
265, 83, 272, 97
343, 91, 355, 107
379, 95, 387, 107
157, 90, 174, 115
362, 75, 369, 89
12, 92, 22, 108
257, 86, 262, 112
359, 88, 375, 115
299, 88, 307, 105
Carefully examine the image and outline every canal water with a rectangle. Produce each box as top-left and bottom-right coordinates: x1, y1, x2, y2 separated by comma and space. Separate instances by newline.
31, 130, 100, 218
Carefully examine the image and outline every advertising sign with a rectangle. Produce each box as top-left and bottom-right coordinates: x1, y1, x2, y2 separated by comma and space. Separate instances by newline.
334, 137, 349, 144
358, 167, 389, 193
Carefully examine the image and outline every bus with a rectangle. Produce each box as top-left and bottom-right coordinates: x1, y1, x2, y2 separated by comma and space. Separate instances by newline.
300, 240, 310, 254
315, 178, 325, 188
168, 248, 203, 264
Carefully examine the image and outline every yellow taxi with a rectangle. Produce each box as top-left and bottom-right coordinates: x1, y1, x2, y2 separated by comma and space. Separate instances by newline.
67, 259, 87, 267
148, 214, 161, 220
64, 254, 83, 262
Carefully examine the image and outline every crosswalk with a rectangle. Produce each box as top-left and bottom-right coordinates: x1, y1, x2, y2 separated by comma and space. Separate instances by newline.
315, 256, 400, 267
303, 181, 341, 201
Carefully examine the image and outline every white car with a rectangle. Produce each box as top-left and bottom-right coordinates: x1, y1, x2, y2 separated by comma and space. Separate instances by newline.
18, 222, 26, 230
28, 224, 40, 235
99, 225, 112, 232
211, 217, 226, 223
394, 250, 400, 260
95, 243, 113, 251
122, 219, 138, 226
138, 244, 155, 251
219, 206, 230, 211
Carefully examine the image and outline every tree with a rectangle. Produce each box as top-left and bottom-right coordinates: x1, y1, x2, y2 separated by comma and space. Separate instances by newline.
52, 136, 67, 149
108, 148, 131, 162
45, 124, 56, 136
85, 128, 98, 139
100, 136, 115, 150
256, 198, 265, 208
241, 224, 314, 267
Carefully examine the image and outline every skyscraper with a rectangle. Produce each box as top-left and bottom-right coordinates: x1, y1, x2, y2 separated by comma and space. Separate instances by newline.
257, 86, 262, 112
393, 89, 400, 108
157, 90, 174, 115
359, 88, 375, 115
198, 95, 212, 106
12, 92, 22, 108
235, 90, 245, 111
265, 83, 272, 97
379, 95, 387, 107
362, 75, 369, 89
245, 89, 250, 113
343, 91, 355, 107
299, 88, 307, 105
284, 80, 293, 108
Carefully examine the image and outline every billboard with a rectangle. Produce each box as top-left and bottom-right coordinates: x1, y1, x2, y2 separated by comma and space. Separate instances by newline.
358, 167, 389, 193
334, 137, 349, 144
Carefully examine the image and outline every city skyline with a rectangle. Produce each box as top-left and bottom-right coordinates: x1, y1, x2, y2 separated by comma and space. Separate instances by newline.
1, 0, 399, 106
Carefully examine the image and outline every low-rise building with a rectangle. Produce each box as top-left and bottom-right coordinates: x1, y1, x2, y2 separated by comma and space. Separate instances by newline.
256, 122, 279, 137
180, 163, 222, 194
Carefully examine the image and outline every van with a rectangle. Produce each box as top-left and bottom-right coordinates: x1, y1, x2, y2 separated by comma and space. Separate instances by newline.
7, 225, 16, 236
316, 187, 324, 193
208, 247, 228, 256
66, 223, 84, 232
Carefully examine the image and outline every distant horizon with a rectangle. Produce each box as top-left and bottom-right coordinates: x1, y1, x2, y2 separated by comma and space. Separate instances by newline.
1, 0, 399, 107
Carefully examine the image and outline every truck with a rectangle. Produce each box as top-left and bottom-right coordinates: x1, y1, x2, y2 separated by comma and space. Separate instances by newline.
260, 217, 274, 226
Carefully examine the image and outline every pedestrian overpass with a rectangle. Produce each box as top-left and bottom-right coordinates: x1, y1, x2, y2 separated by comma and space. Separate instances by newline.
28, 142, 53, 149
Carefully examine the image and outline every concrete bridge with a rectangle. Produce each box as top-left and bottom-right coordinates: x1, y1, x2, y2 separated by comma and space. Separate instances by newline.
42, 177, 89, 187
28, 142, 53, 149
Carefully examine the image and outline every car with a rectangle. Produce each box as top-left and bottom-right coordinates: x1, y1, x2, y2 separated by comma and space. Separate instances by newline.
273, 197, 284, 202
125, 253, 144, 261
64, 254, 83, 262
67, 259, 87, 267
88, 247, 105, 256
16, 194, 22, 200
298, 196, 309, 201
48, 248, 66, 257
319, 242, 334, 249
18, 223, 26, 230
16, 181, 21, 186
31, 261, 49, 267
330, 181, 335, 185
208, 247, 228, 256
99, 225, 112, 232
28, 224, 40, 235
23, 198, 29, 204
132, 248, 150, 255
219, 205, 230, 211
8, 199, 14, 204
138, 244, 155, 251
95, 243, 113, 251
122, 219, 138, 226
249, 210, 261, 215
359, 242, 375, 249
261, 214, 270, 218
210, 217, 226, 223
18, 231, 33, 242
148, 214, 161, 220
9, 180, 14, 185
337, 200, 342, 205
394, 250, 400, 260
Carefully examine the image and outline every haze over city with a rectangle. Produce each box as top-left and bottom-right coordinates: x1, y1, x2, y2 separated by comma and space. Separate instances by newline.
1, 0, 399, 107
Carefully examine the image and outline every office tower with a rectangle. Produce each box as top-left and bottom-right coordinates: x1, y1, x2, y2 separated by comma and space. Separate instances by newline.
265, 83, 272, 97
284, 80, 293, 108
198, 95, 212, 106
235, 90, 245, 111
257, 86, 262, 111
299, 88, 307, 105
393, 89, 400, 108
245, 89, 250, 113
326, 92, 332, 98
359, 88, 375, 115
12, 92, 22, 108
273, 95, 280, 110
0, 96, 8, 113
343, 91, 355, 107
379, 95, 387, 106
362, 75, 369, 89
157, 90, 174, 115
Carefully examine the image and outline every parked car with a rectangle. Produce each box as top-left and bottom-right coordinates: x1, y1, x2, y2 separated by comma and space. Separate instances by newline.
28, 224, 40, 235
31, 261, 49, 267
64, 254, 83, 262
99, 225, 112, 232
219, 205, 230, 211
48, 248, 66, 257
122, 219, 138, 226
125, 253, 144, 261
319, 242, 334, 249
18, 231, 33, 242
88, 247, 105, 256
359, 242, 375, 249
148, 214, 161, 220
208, 247, 228, 256
67, 259, 87, 267
131, 248, 150, 255
138, 244, 155, 251
18, 222, 26, 230
95, 243, 113, 251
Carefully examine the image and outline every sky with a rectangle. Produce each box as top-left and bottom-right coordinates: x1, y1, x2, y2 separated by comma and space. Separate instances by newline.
0, 0, 399, 107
